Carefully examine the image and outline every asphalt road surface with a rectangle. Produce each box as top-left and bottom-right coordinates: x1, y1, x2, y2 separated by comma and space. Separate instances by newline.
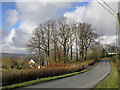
21, 60, 111, 88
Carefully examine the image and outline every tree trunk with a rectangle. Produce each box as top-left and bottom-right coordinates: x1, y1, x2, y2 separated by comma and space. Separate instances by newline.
81, 39, 84, 59
63, 45, 66, 63
57, 46, 61, 62
54, 44, 57, 62
79, 45, 81, 59
45, 55, 47, 66
66, 49, 69, 61
84, 47, 87, 60
71, 45, 72, 60
48, 37, 50, 64
76, 38, 78, 61
38, 48, 41, 67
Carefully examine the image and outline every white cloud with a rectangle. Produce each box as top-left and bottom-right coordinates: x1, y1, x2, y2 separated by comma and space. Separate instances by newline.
64, 6, 86, 22
3, 1, 118, 54
2, 28, 27, 54
2, 0, 120, 2
2, 2, 72, 53
16, 2, 71, 24
12, 21, 37, 48
5, 29, 15, 45
64, 1, 118, 44
6, 10, 19, 26
12, 2, 71, 48
101, 35, 116, 44
83, 1, 118, 36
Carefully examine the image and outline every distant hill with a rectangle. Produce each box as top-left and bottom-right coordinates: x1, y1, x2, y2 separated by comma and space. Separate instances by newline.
0, 53, 27, 57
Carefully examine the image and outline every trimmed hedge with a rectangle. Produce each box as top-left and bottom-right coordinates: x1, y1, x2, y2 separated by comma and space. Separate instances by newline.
2, 60, 95, 86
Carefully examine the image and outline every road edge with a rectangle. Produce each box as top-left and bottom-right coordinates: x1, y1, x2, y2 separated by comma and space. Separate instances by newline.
93, 60, 111, 89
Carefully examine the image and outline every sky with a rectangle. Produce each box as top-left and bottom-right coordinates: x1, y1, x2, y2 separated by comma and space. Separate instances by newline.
1, 0, 119, 54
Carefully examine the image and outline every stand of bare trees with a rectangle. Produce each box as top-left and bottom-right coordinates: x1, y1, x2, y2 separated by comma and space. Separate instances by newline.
26, 17, 98, 67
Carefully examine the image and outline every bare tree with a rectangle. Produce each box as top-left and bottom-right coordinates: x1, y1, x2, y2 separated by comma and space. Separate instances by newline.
76, 23, 98, 60
27, 20, 52, 66
69, 21, 75, 60
74, 27, 79, 61
51, 20, 58, 62
43, 20, 53, 64
89, 41, 103, 60
27, 17, 99, 65
76, 23, 85, 59
83, 24, 98, 60
26, 27, 43, 67
57, 17, 73, 63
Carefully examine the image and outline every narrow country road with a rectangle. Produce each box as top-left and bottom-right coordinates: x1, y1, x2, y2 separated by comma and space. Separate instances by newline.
20, 60, 111, 88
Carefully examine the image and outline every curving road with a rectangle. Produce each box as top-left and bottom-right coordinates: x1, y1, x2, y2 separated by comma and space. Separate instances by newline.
21, 60, 111, 88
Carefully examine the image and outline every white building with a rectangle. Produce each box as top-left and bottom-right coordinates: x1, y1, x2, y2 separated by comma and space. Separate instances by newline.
108, 52, 117, 55
29, 59, 36, 68
29, 59, 35, 64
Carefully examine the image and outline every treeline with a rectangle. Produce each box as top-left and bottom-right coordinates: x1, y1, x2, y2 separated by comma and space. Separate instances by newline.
27, 17, 98, 67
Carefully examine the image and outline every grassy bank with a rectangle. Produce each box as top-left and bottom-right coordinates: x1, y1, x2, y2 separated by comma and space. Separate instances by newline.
118, 56, 120, 88
1, 69, 88, 90
96, 59, 118, 88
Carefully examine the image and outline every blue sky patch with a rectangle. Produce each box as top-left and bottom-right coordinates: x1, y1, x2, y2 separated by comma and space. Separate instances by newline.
2, 2, 90, 31
2, 2, 17, 31
58, 2, 90, 15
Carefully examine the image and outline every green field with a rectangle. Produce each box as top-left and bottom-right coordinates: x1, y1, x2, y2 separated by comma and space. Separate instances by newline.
96, 60, 118, 88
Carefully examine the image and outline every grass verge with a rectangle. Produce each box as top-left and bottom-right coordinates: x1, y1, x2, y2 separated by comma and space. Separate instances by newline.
95, 60, 118, 88
1, 69, 89, 90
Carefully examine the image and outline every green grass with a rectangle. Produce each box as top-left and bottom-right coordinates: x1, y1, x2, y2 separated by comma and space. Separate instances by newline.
96, 61, 118, 89
1, 69, 88, 90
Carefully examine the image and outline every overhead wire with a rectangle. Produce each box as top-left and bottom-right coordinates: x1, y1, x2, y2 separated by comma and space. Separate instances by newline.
102, 0, 117, 14
96, 0, 118, 55
96, 0, 117, 18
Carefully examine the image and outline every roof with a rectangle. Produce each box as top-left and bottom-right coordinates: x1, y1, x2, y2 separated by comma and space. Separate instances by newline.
29, 59, 35, 64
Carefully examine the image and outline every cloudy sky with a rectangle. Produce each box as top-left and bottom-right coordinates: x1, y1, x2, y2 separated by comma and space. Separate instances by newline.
1, 0, 119, 54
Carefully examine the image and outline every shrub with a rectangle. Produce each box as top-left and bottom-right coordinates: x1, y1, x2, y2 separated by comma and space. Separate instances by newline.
2, 60, 95, 86
46, 62, 65, 68
111, 56, 117, 64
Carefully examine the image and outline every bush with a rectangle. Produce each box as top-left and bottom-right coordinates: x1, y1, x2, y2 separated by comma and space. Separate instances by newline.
2, 60, 95, 86
111, 56, 117, 64
46, 62, 66, 68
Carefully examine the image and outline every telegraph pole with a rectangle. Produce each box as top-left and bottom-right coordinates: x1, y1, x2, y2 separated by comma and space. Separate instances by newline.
118, 12, 120, 88
117, 7, 120, 78
117, 12, 120, 55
